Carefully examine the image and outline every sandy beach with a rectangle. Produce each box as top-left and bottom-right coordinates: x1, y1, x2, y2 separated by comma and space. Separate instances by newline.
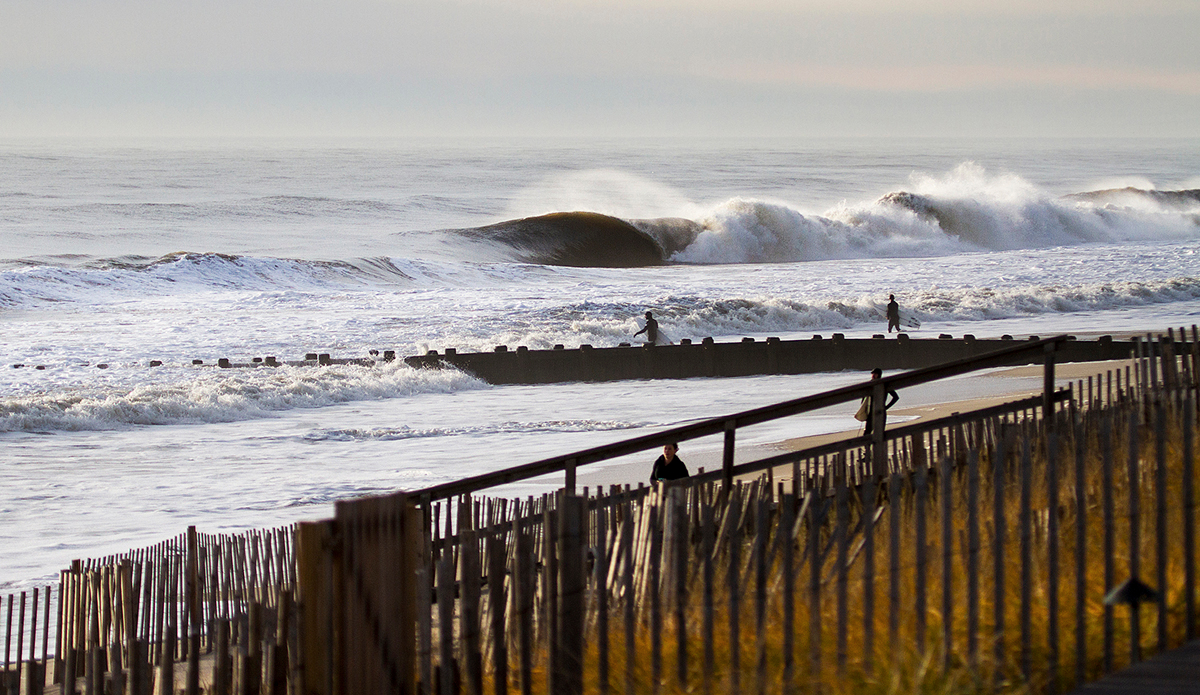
575, 359, 1133, 490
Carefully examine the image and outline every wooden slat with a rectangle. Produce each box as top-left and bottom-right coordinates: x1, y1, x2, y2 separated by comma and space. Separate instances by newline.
889, 470, 902, 662
1075, 416, 1088, 688
914, 436, 928, 658
994, 428, 1009, 685
861, 471, 876, 676
1048, 430, 1061, 691
702, 493, 715, 695
1020, 434, 1033, 681
1102, 413, 1116, 673
808, 487, 821, 686
729, 485, 743, 695
835, 468, 848, 673
595, 496, 609, 695
940, 449, 953, 672
1154, 401, 1169, 653
781, 492, 795, 695
967, 447, 980, 666
1127, 408, 1143, 663
1185, 393, 1196, 641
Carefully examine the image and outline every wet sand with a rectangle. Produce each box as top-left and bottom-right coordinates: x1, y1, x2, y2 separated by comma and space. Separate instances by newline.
574, 359, 1132, 490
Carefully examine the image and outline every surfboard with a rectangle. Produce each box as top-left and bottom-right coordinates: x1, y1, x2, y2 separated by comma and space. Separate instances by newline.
904, 316, 921, 329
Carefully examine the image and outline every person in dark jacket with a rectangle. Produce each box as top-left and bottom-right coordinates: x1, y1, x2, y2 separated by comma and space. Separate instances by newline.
650, 442, 689, 482
858, 367, 899, 436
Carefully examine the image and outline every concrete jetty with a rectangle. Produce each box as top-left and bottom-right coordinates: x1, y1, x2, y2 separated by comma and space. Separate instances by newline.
403, 333, 1141, 385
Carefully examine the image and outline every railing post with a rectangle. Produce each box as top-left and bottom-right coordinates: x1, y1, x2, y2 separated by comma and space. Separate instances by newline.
565, 458, 577, 496
722, 420, 736, 490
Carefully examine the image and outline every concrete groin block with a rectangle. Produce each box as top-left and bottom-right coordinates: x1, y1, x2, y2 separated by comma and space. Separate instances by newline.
218, 358, 231, 368
150, 360, 163, 367
305, 353, 318, 360
384, 351, 396, 360
318, 354, 332, 365
265, 357, 279, 366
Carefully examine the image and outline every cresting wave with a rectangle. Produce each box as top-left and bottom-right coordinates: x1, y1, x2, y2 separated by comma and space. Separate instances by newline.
452, 168, 1200, 267
0, 362, 488, 433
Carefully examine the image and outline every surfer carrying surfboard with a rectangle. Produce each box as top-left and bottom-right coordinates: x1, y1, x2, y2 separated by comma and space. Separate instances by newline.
634, 311, 659, 345
886, 294, 902, 333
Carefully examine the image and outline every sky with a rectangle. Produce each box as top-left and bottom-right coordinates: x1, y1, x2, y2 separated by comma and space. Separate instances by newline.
2, 0, 1199, 138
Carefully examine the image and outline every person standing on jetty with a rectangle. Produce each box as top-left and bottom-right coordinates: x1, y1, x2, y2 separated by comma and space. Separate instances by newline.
886, 294, 902, 333
633, 311, 659, 345
650, 442, 689, 482
855, 367, 899, 435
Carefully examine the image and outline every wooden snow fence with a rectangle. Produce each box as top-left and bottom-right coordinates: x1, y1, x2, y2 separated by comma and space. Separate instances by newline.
3, 525, 298, 695
286, 327, 1200, 694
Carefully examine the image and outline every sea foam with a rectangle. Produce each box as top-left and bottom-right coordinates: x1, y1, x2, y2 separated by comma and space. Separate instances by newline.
0, 361, 488, 432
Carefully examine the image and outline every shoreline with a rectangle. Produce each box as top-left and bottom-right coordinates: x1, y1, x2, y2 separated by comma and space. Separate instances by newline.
575, 359, 1132, 490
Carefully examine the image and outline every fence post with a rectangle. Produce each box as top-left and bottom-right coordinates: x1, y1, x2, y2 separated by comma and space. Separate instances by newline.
295, 522, 333, 695
186, 527, 200, 695
557, 495, 585, 695
1045, 343, 1057, 432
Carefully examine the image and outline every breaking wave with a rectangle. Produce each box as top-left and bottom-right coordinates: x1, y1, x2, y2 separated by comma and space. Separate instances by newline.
0, 361, 487, 433
449, 164, 1200, 267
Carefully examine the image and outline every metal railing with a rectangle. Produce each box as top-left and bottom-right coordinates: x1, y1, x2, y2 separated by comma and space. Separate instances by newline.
411, 335, 1073, 502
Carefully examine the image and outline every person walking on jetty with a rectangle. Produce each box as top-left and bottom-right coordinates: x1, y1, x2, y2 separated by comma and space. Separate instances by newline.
886, 294, 902, 333
633, 311, 659, 345
855, 367, 899, 435
650, 442, 689, 482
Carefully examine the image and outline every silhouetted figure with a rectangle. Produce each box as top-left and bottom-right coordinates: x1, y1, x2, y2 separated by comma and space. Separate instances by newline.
855, 367, 899, 436
886, 295, 901, 333
633, 311, 659, 345
650, 442, 689, 482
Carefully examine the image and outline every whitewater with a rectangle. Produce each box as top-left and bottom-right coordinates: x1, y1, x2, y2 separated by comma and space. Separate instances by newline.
1, 137, 1199, 590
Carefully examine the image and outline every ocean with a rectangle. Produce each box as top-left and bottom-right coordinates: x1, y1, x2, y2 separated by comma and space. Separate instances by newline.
2, 136, 1198, 590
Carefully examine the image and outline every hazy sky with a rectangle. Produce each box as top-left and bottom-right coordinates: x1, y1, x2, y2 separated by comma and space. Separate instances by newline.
3, 0, 1198, 138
